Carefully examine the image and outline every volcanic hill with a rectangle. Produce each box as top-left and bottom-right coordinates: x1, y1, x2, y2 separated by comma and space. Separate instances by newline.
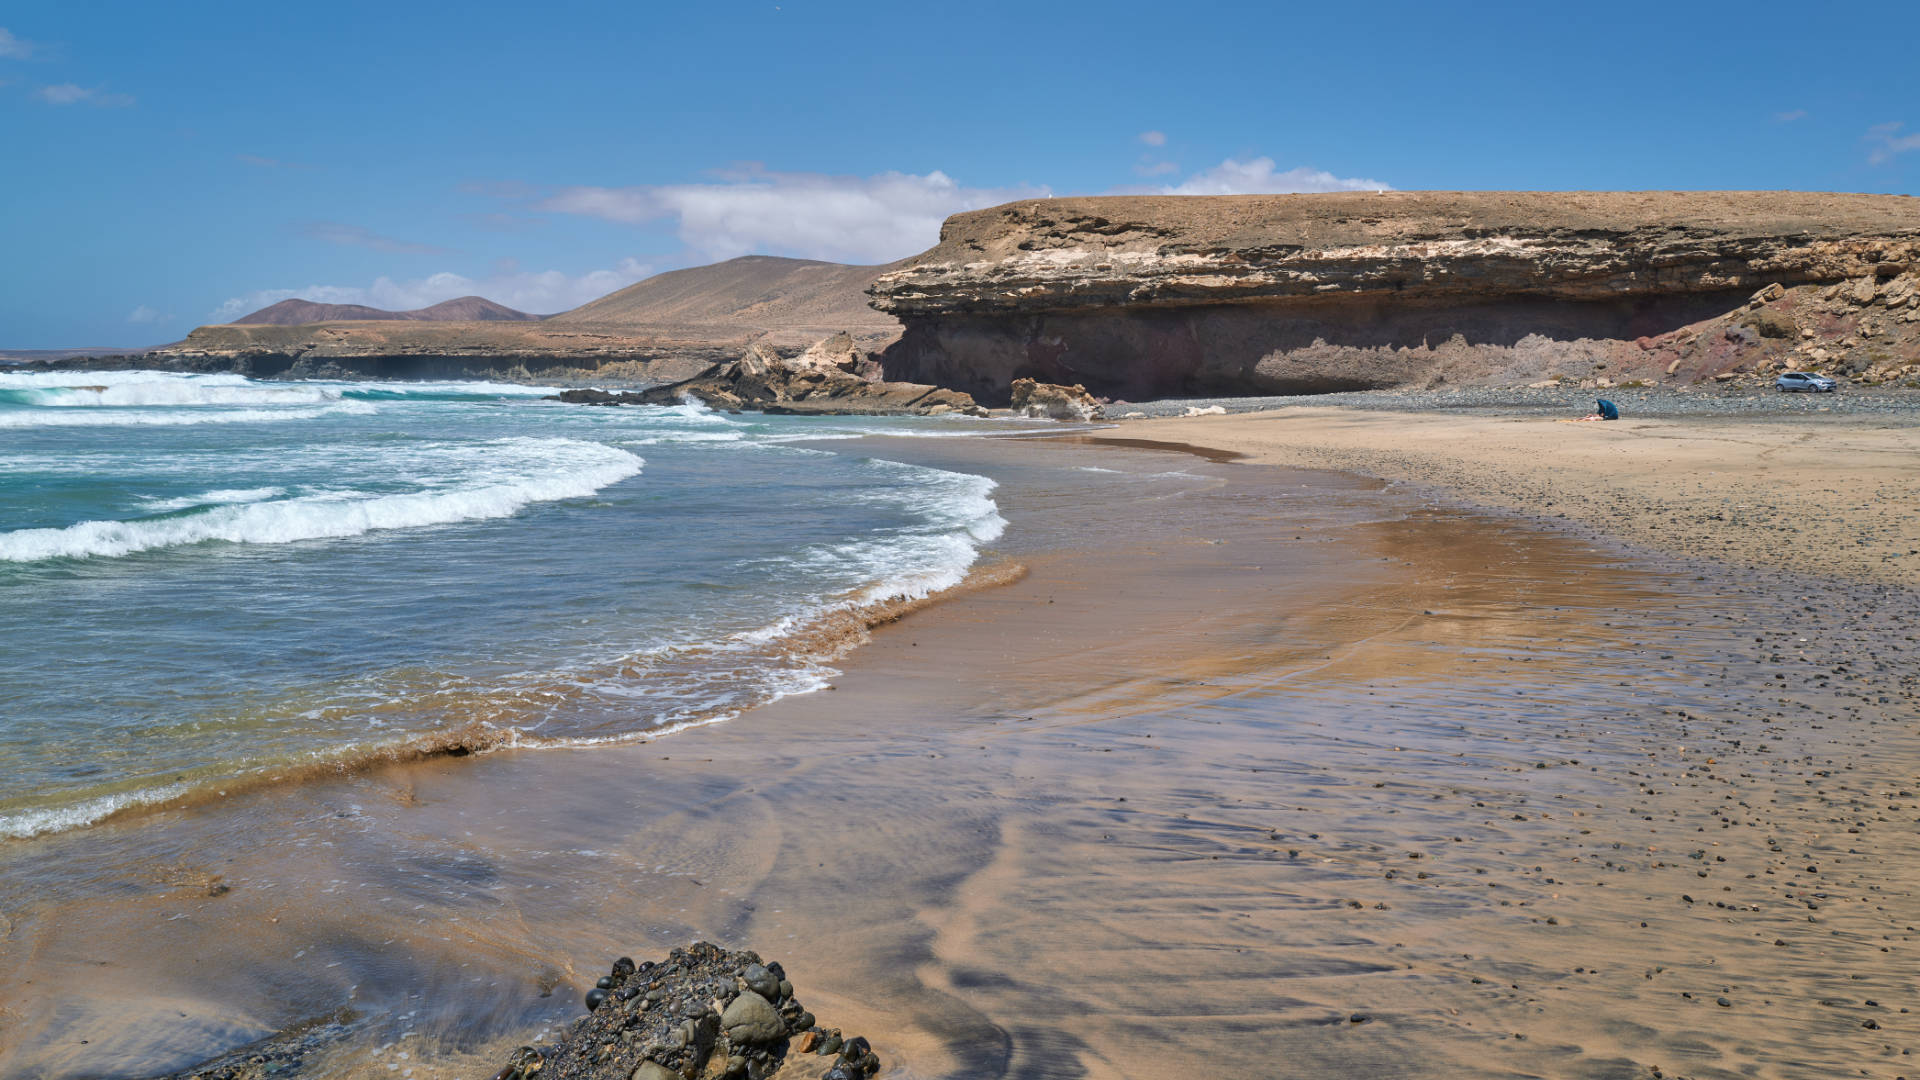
552, 255, 901, 342
234, 296, 541, 325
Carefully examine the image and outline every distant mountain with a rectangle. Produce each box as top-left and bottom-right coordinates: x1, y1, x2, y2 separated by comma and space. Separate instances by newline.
551, 255, 900, 331
231, 296, 541, 325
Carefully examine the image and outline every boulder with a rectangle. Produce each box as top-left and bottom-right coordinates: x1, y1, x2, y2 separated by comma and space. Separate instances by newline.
793, 331, 882, 381
1009, 378, 1104, 421
1741, 308, 1797, 339
719, 991, 785, 1046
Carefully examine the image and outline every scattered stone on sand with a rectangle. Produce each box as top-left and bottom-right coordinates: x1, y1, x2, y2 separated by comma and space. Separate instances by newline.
491, 942, 878, 1080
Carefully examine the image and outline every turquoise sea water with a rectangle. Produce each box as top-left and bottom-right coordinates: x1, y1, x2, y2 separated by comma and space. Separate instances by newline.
0, 370, 1015, 839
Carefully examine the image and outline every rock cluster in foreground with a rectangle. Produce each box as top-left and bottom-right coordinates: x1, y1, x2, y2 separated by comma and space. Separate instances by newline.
495, 942, 879, 1080
868, 191, 1920, 402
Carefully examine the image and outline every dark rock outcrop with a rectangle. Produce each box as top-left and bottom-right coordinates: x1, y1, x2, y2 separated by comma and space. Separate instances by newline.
494, 942, 879, 1080
868, 192, 1920, 401
551, 339, 982, 417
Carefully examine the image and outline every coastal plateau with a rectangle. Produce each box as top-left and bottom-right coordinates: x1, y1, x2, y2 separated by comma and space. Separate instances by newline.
869, 191, 1920, 402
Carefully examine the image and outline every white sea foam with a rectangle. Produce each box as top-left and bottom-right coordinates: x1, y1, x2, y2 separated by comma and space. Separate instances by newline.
0, 437, 643, 562
0, 781, 195, 840
0, 370, 257, 390
740, 459, 1007, 630
139, 487, 288, 513
616, 430, 748, 447
849, 465, 1006, 603
0, 401, 378, 427
22, 381, 339, 408
329, 379, 559, 399
0, 371, 566, 427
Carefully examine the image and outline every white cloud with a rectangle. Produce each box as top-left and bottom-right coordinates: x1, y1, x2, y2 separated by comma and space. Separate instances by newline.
541, 167, 1049, 264
1867, 122, 1920, 165
128, 305, 170, 324
210, 259, 654, 322
1161, 157, 1391, 195
1775, 109, 1807, 124
0, 27, 33, 59
1139, 130, 1167, 147
36, 82, 134, 107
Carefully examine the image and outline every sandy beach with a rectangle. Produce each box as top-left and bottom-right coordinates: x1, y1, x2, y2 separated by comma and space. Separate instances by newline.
1126, 405, 1920, 587
14, 5, 1920, 1078
2, 415, 1917, 1080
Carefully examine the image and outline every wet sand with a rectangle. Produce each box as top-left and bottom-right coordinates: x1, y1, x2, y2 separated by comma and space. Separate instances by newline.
2, 430, 1917, 1080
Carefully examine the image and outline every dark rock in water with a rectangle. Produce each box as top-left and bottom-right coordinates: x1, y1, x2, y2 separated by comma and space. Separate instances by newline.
499, 941, 881, 1080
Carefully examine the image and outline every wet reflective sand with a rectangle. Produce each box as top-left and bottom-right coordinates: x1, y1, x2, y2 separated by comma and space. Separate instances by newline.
2, 434, 1914, 1080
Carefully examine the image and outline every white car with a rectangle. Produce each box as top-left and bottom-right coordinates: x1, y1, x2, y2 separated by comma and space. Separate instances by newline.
1775, 372, 1837, 392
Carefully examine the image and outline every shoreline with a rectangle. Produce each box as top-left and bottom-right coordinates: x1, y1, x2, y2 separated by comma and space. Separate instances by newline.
3, 417, 1917, 1080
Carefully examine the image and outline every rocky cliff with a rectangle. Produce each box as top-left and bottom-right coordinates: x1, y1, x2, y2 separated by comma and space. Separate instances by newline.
868, 192, 1920, 402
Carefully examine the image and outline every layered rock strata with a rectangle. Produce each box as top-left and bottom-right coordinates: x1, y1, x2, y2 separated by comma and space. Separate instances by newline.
868, 191, 1920, 402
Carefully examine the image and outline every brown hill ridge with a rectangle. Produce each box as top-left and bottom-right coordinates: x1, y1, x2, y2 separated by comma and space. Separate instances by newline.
234, 296, 541, 325
553, 255, 901, 339
140, 257, 904, 382
870, 190, 1920, 400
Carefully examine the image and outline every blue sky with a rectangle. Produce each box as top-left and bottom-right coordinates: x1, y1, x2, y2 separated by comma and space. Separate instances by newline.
3, 0, 1917, 347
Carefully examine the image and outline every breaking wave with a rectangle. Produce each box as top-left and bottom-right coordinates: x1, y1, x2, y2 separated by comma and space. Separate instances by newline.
0, 437, 643, 563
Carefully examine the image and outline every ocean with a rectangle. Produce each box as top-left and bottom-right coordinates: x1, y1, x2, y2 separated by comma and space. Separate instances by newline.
0, 369, 1016, 841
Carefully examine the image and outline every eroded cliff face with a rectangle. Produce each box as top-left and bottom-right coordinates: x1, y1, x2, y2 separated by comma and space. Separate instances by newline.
869, 192, 1920, 401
